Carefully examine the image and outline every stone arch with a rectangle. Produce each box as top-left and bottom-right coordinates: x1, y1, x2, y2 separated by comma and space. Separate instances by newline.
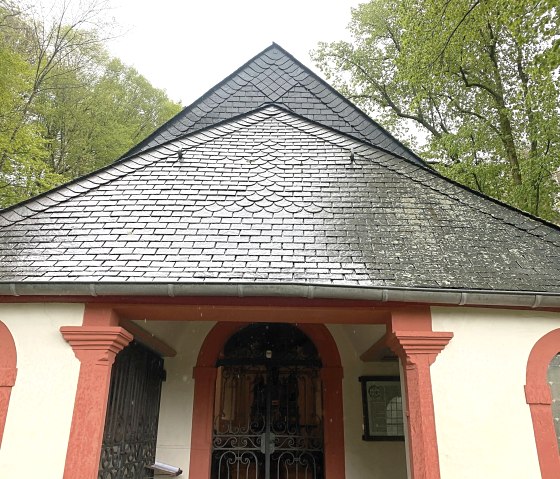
525, 328, 560, 479
189, 321, 344, 479
0, 320, 17, 446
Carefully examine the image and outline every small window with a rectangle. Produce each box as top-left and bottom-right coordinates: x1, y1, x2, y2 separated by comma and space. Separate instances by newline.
547, 353, 560, 451
359, 376, 404, 441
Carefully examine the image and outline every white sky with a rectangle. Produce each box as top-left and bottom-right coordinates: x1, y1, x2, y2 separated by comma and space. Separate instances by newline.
100, 0, 363, 105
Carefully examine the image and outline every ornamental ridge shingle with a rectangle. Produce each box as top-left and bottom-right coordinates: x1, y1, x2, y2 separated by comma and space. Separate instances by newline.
1, 104, 560, 293
122, 43, 425, 166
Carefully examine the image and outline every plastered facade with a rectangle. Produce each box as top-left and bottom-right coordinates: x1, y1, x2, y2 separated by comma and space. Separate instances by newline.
329, 324, 408, 479
0, 303, 83, 477
142, 321, 216, 478
431, 307, 560, 479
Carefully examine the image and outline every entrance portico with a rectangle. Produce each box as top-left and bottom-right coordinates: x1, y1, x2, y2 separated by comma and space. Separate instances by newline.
56, 297, 450, 479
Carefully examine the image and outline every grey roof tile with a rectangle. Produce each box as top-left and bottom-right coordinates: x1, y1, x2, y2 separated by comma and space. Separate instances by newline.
0, 105, 560, 292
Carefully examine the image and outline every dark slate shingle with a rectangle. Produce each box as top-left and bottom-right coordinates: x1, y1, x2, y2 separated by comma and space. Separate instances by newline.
123, 44, 424, 166
0, 106, 559, 292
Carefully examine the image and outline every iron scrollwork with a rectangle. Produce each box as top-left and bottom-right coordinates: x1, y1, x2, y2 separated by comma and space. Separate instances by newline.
98, 341, 165, 479
211, 324, 324, 479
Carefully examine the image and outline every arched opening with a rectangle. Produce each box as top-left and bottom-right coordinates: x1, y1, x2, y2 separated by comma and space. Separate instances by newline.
190, 322, 344, 479
212, 323, 323, 479
525, 328, 560, 479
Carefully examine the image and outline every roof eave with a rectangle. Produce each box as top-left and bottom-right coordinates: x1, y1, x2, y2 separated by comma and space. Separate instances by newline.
0, 282, 558, 309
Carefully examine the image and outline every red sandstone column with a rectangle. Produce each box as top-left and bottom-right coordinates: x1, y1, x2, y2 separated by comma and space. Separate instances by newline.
321, 366, 345, 479
60, 325, 133, 479
388, 331, 453, 479
189, 365, 218, 479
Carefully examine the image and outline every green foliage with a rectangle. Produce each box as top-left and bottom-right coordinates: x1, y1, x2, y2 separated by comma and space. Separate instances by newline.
0, 2, 181, 208
313, 0, 560, 222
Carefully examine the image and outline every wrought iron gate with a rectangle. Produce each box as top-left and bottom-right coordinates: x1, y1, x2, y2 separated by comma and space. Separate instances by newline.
211, 324, 324, 479
98, 341, 165, 479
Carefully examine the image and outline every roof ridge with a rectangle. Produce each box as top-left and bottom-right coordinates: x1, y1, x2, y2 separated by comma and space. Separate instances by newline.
120, 43, 426, 166
119, 44, 281, 159
263, 107, 560, 244
0, 106, 286, 227
269, 43, 425, 164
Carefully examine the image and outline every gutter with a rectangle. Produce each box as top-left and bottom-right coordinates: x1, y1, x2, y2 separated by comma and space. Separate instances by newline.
0, 282, 559, 309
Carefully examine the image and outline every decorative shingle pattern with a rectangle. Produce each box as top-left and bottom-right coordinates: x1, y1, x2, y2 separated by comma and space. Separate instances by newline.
125, 44, 422, 165
0, 106, 559, 291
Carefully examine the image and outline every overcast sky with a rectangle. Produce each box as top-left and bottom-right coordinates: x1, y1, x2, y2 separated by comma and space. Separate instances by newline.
100, 0, 363, 105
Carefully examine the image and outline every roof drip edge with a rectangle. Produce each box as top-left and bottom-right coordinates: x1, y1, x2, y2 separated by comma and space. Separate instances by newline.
0, 282, 559, 308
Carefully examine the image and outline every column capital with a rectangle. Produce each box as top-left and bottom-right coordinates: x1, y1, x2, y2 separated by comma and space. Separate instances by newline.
388, 330, 453, 366
60, 326, 133, 365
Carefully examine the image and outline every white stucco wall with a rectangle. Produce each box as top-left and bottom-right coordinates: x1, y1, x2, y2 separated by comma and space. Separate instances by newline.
0, 303, 83, 478
329, 324, 408, 479
431, 307, 560, 479
138, 321, 216, 478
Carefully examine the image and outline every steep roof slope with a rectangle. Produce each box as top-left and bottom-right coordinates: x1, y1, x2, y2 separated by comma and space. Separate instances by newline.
0, 106, 559, 293
123, 44, 424, 165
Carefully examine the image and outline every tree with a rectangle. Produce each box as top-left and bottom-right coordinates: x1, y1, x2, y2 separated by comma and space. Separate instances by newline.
313, 0, 560, 221
0, 2, 63, 205
0, 1, 181, 207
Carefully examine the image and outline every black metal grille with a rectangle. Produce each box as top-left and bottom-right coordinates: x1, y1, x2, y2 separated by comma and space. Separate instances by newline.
98, 341, 165, 479
211, 324, 324, 479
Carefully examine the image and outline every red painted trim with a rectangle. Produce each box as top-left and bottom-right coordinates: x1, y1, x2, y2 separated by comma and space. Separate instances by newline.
111, 303, 389, 324
0, 320, 17, 447
526, 328, 560, 478
61, 306, 133, 479
321, 366, 345, 478
189, 321, 345, 479
388, 308, 453, 479
190, 366, 218, 477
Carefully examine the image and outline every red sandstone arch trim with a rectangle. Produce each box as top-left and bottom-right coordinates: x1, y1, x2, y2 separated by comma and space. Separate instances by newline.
0, 320, 17, 447
189, 321, 344, 479
525, 328, 560, 479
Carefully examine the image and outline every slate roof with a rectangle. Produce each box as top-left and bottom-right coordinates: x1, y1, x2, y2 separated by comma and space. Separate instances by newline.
1, 105, 559, 292
123, 44, 424, 166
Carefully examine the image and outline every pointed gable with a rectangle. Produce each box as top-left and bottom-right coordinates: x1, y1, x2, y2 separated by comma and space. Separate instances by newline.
124, 44, 423, 165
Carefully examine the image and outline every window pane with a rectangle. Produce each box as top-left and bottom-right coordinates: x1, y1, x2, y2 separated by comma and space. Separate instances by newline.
547, 353, 560, 451
360, 377, 404, 439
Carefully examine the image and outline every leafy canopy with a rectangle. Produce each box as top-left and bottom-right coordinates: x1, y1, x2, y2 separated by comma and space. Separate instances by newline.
313, 0, 560, 222
0, 1, 182, 207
